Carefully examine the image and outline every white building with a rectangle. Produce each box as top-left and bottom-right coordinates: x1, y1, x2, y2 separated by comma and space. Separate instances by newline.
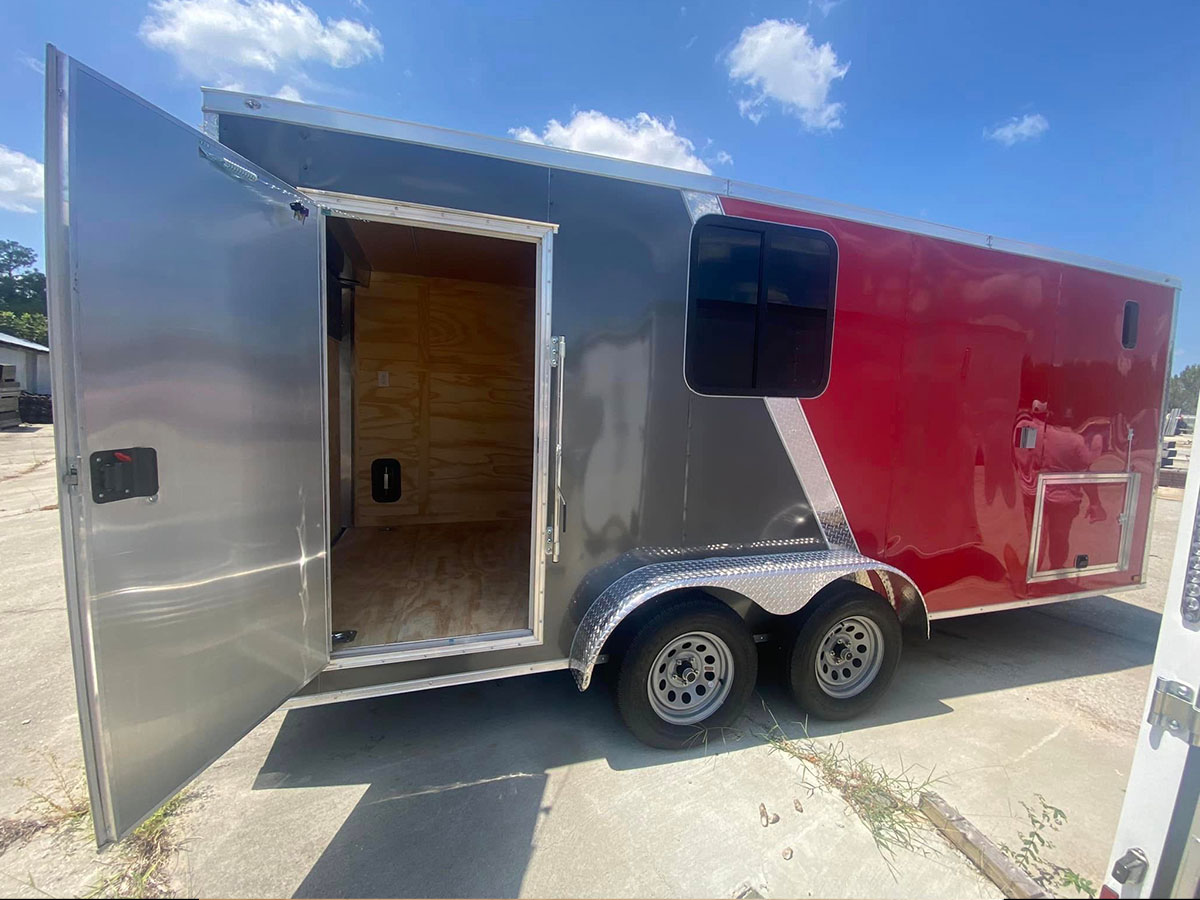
0, 332, 51, 395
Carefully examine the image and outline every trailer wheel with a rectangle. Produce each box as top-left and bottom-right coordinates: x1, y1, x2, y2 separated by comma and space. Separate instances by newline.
786, 583, 901, 721
616, 597, 757, 749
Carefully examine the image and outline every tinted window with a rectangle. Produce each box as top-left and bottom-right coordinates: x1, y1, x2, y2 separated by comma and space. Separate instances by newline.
686, 215, 837, 397
1122, 300, 1139, 349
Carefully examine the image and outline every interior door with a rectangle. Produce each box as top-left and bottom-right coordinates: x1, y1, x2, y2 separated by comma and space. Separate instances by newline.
45, 48, 329, 845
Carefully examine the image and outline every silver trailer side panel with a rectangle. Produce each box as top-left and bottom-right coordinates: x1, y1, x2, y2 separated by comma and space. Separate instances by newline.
45, 48, 329, 844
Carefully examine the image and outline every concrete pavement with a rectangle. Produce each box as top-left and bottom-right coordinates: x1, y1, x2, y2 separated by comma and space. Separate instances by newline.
0, 423, 1179, 898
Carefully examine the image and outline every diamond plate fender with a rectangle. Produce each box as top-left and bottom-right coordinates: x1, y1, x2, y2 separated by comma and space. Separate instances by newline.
568, 549, 927, 690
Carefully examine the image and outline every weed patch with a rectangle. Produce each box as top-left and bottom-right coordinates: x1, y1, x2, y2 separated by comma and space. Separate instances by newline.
1001, 794, 1097, 898
760, 709, 942, 871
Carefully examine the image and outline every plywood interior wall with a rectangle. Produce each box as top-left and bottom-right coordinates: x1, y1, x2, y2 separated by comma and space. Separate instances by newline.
354, 269, 535, 526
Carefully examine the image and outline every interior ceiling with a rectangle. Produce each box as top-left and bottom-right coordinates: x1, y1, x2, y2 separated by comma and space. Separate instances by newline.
343, 218, 536, 287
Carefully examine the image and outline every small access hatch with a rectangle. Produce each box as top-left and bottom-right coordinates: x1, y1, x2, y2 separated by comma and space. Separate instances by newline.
1027, 472, 1140, 583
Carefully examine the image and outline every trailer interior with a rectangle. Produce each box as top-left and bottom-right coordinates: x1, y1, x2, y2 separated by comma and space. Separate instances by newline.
324, 216, 537, 652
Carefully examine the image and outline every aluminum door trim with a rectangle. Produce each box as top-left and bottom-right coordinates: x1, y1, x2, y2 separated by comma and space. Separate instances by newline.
328, 630, 542, 670
1026, 471, 1141, 583
44, 43, 114, 843
285, 659, 572, 708
305, 189, 558, 653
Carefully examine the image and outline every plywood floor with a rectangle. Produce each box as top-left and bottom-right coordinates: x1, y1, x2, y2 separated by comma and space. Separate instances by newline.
330, 519, 531, 649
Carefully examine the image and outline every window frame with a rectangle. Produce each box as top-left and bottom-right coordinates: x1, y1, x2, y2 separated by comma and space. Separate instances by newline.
684, 213, 839, 399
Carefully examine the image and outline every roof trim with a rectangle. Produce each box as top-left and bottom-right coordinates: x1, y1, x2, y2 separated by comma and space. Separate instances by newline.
0, 331, 49, 352
201, 88, 1181, 290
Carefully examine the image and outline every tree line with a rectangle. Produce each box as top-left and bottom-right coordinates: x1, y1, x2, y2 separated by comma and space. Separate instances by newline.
1, 239, 48, 345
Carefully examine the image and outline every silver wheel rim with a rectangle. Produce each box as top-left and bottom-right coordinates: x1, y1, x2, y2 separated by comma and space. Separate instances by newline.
646, 631, 734, 725
814, 615, 884, 699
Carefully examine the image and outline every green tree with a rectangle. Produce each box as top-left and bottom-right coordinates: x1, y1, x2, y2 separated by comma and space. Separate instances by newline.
0, 240, 36, 276
0, 239, 48, 344
0, 310, 48, 345
1168, 364, 1200, 416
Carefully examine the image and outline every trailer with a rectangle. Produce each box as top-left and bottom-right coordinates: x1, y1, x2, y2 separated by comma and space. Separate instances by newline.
43, 46, 1182, 846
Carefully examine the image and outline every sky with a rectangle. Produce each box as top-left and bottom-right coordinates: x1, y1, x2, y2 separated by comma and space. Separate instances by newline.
1, 0, 1197, 369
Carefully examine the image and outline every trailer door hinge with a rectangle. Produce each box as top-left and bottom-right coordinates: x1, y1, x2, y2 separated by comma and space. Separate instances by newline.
1148, 678, 1200, 746
544, 526, 554, 555
63, 463, 79, 488
549, 339, 560, 368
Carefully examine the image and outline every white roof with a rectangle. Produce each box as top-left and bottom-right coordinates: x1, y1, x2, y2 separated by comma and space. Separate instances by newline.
0, 331, 49, 353
202, 88, 1182, 290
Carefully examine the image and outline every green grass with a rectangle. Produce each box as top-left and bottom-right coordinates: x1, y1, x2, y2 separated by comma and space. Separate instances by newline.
0, 752, 194, 899
759, 706, 944, 873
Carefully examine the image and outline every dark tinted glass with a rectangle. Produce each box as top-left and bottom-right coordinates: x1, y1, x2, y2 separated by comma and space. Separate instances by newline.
758, 230, 834, 395
686, 215, 837, 398
687, 225, 762, 391
1122, 300, 1139, 349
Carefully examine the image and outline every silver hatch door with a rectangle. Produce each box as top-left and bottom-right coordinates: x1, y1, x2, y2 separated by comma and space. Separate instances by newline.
45, 47, 329, 845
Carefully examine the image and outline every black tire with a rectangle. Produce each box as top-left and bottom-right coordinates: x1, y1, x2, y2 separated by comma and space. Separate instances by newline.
786, 583, 901, 721
616, 597, 757, 749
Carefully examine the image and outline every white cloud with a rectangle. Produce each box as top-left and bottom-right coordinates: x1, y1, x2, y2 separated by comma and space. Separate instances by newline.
809, 0, 842, 16
714, 150, 734, 166
17, 52, 45, 75
510, 110, 713, 174
984, 112, 1049, 146
727, 18, 848, 131
0, 146, 43, 214
139, 0, 382, 95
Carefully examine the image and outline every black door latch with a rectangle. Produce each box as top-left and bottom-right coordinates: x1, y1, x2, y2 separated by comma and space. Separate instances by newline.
89, 448, 159, 504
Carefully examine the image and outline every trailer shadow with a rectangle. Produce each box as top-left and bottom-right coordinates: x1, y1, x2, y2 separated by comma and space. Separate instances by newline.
257, 592, 1159, 899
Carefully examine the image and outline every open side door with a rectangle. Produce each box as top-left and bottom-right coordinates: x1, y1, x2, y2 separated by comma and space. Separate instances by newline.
45, 47, 329, 845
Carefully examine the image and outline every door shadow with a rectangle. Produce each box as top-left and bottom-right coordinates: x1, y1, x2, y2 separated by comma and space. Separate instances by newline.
256, 593, 1159, 898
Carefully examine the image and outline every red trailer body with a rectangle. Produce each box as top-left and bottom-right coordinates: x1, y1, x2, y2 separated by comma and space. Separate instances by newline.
724, 197, 1176, 617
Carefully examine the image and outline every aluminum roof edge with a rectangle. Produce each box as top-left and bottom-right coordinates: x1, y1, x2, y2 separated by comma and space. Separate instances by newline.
201, 88, 1182, 291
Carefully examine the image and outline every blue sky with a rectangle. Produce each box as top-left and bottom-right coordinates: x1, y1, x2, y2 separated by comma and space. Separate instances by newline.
2, 1, 1197, 369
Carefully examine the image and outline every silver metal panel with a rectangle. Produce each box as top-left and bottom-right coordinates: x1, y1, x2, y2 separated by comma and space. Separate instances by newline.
1026, 471, 1140, 583
568, 549, 924, 689
681, 190, 724, 222
764, 397, 859, 552
48, 50, 328, 845
202, 88, 1181, 289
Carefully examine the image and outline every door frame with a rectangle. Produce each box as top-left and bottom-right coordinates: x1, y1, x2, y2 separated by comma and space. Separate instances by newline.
305, 189, 559, 670
1026, 470, 1141, 583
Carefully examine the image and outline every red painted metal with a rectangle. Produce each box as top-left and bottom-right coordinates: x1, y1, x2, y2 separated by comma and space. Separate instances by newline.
722, 197, 1175, 615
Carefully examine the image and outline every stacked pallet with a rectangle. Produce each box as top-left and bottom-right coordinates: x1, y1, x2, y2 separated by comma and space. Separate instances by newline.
0, 365, 21, 429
